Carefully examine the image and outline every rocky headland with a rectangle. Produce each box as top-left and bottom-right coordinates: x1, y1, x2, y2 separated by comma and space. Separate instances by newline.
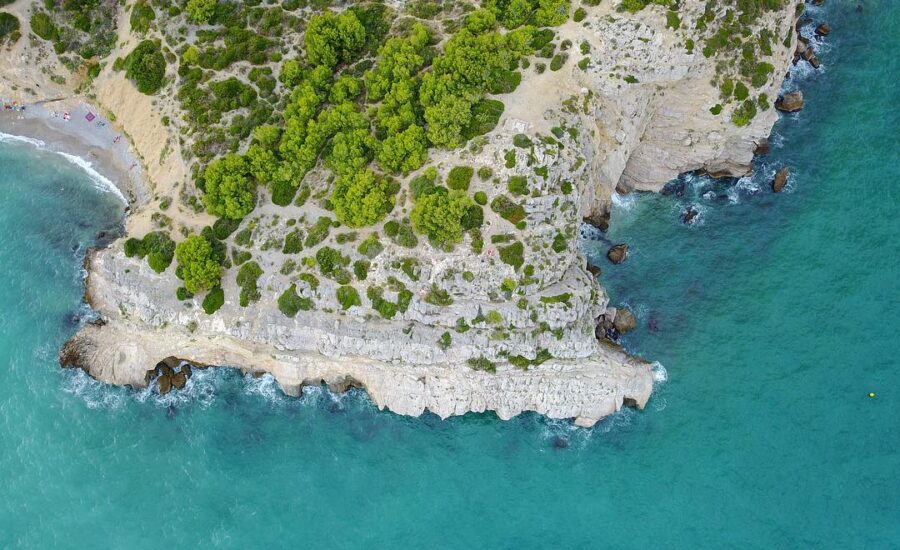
0, 0, 825, 425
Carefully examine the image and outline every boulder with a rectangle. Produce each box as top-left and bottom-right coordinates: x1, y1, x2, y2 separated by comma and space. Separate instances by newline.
775, 91, 804, 113
586, 263, 602, 277
772, 167, 789, 193
171, 370, 187, 390
613, 308, 637, 335
180, 364, 192, 380
815, 23, 831, 36
796, 40, 808, 57
607, 244, 629, 264
754, 138, 770, 156
808, 55, 821, 69
157, 374, 172, 395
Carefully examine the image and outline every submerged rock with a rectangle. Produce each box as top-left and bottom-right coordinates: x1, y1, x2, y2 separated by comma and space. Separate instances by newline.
681, 205, 700, 225
776, 91, 804, 113
551, 436, 569, 449
607, 244, 629, 264
772, 167, 790, 193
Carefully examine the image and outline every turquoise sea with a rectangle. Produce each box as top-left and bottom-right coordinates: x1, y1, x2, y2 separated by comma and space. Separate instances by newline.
1, 2, 897, 546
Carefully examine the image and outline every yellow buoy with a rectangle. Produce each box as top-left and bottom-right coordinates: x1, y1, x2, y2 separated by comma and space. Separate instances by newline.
868, 392, 876, 398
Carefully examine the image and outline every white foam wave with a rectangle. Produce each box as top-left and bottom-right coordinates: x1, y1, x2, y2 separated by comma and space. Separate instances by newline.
611, 191, 637, 210
57, 152, 128, 204
0, 130, 127, 204
0, 131, 46, 148
62, 369, 128, 410
651, 361, 668, 384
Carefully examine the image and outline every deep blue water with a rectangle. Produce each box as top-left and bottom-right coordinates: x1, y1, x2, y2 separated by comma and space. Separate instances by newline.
1, 2, 898, 547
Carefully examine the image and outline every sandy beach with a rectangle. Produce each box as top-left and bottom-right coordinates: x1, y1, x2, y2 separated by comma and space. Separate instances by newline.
0, 98, 149, 208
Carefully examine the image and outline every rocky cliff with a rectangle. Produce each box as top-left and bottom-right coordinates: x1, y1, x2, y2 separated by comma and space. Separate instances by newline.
44, 0, 802, 425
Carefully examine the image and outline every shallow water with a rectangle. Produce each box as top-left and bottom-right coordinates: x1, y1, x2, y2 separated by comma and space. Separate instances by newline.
1, 2, 898, 547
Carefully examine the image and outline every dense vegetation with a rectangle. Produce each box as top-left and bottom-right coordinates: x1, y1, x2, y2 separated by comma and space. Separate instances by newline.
124, 40, 166, 95
0, 11, 18, 44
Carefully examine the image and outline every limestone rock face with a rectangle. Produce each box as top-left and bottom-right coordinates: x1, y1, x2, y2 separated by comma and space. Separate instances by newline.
61, 322, 655, 428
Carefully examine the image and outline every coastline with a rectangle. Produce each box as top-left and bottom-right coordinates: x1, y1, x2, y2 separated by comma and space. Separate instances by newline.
0, 101, 149, 208
5, 0, 808, 427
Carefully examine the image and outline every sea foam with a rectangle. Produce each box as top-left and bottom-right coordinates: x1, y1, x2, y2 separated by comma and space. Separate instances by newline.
0, 130, 127, 204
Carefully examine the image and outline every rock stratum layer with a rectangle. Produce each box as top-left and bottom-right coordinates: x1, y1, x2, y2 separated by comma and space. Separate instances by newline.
16, 0, 802, 425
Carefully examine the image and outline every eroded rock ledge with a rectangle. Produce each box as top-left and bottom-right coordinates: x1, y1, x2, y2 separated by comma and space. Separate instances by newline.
61, 319, 653, 427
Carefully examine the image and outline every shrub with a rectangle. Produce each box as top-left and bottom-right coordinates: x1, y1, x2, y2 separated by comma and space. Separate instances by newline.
130, 1, 155, 34
731, 99, 758, 127
512, 134, 532, 148
29, 12, 57, 42
186, 0, 216, 24
710, 104, 723, 115
461, 99, 505, 141
236, 261, 263, 306
353, 260, 370, 280
305, 217, 333, 248
212, 217, 241, 240
283, 229, 304, 254
336, 285, 361, 309
467, 357, 496, 373
474, 191, 488, 205
411, 190, 474, 247
477, 167, 493, 180
573, 7, 587, 21
424, 284, 453, 306
550, 54, 568, 71
734, 81, 749, 101
125, 40, 166, 95
0, 12, 20, 42
666, 10, 680, 29
176, 287, 193, 301
499, 241, 525, 270
507, 176, 528, 195
357, 234, 383, 258
447, 166, 474, 191
490, 195, 526, 224
552, 232, 567, 252
278, 284, 312, 317
202, 287, 225, 314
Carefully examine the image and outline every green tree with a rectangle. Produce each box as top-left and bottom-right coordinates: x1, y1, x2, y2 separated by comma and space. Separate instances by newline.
186, 0, 216, 24
331, 169, 395, 228
410, 189, 474, 246
305, 10, 365, 69
202, 154, 256, 219
175, 235, 222, 294
376, 125, 427, 174
125, 40, 166, 95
